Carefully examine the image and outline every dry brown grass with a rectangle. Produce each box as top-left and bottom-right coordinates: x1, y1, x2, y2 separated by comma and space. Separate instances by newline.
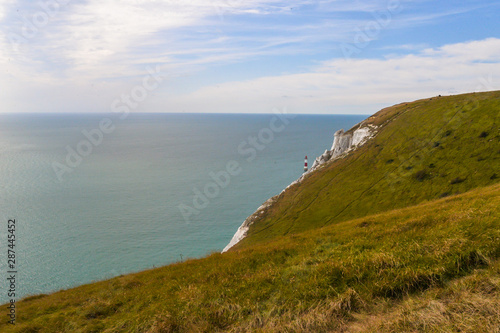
348, 261, 500, 333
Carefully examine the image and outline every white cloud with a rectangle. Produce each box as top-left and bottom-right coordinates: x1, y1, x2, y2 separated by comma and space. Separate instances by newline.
0, 0, 14, 21
1, 0, 301, 81
0, 1, 499, 113
160, 38, 500, 114
1, 0, 476, 82
423, 38, 500, 62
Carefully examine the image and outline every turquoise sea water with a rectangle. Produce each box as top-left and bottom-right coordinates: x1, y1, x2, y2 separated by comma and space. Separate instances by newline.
0, 113, 366, 302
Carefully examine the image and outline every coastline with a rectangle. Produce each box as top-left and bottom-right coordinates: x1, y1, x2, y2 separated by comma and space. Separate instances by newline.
222, 120, 377, 252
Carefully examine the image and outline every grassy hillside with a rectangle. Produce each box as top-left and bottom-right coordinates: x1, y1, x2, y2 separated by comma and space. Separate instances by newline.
2, 91, 499, 332
2, 183, 499, 332
234, 91, 500, 249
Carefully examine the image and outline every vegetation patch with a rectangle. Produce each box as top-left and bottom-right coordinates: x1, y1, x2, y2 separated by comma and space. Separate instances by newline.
450, 177, 466, 184
414, 170, 430, 181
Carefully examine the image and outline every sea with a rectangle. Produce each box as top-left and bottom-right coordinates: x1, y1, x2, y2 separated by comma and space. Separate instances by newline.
0, 113, 366, 302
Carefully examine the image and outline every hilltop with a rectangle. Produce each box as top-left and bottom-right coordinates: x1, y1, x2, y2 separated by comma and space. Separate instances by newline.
1, 91, 499, 332
230, 91, 499, 250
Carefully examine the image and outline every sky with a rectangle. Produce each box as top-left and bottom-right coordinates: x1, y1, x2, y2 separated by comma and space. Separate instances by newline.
0, 0, 499, 114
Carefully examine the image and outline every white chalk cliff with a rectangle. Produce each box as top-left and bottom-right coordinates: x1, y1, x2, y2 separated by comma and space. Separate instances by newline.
309, 124, 376, 171
222, 122, 377, 253
222, 198, 275, 252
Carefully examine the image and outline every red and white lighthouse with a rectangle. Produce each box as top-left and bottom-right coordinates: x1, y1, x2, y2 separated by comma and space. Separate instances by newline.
304, 155, 308, 173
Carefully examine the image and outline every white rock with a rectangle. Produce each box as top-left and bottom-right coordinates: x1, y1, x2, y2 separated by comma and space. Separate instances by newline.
222, 224, 249, 252
352, 127, 371, 146
222, 197, 275, 252
331, 129, 353, 158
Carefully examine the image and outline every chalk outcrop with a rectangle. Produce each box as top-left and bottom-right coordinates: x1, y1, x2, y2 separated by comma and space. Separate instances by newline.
331, 129, 353, 157
310, 124, 376, 171
222, 197, 276, 252
222, 122, 377, 252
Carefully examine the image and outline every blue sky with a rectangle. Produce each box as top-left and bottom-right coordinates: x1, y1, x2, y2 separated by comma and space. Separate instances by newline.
1, 0, 499, 114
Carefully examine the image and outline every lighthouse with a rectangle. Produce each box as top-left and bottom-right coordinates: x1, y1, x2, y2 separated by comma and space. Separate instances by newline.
304, 155, 308, 173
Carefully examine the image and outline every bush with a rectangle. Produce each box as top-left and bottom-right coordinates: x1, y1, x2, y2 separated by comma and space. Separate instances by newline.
414, 170, 430, 182
451, 177, 465, 185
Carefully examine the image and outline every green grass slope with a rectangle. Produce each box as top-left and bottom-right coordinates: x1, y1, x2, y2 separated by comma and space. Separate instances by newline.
3, 91, 499, 332
234, 91, 500, 249
2, 183, 499, 332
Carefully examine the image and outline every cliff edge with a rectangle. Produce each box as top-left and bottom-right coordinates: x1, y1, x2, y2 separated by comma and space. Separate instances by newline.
223, 120, 378, 252
224, 91, 500, 251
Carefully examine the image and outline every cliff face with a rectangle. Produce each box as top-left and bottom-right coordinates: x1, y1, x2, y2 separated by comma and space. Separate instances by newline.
222, 198, 275, 252
310, 124, 376, 171
222, 121, 377, 252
